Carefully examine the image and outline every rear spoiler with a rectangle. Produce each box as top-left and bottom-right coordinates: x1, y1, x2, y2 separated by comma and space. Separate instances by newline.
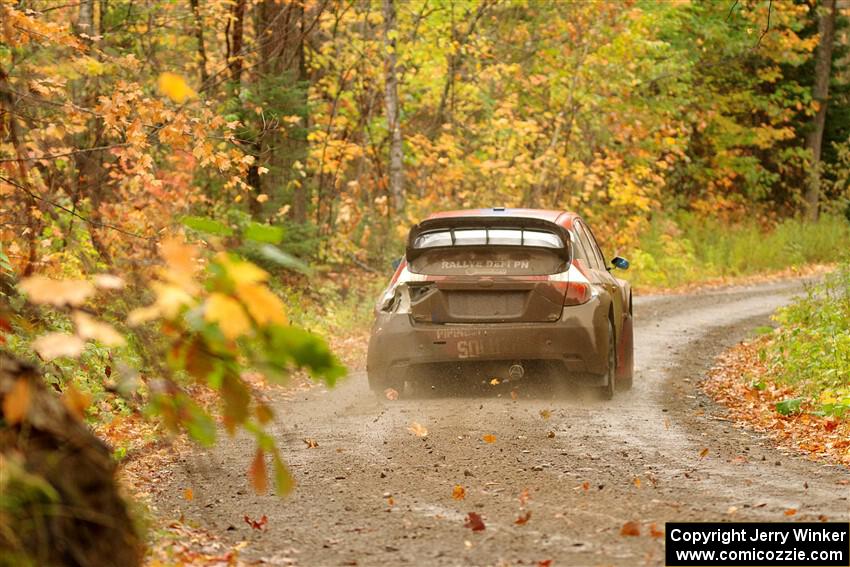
406, 216, 571, 262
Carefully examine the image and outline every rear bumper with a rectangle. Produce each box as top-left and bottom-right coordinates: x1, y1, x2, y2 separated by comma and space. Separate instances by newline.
367, 297, 608, 386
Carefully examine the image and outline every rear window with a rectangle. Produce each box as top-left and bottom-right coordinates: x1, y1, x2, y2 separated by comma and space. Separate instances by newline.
409, 248, 567, 276
413, 228, 563, 250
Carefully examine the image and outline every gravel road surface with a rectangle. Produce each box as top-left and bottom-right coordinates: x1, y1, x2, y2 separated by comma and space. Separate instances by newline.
159, 277, 849, 566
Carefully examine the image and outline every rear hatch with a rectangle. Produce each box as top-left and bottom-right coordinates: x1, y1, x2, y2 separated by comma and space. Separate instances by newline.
405, 217, 571, 324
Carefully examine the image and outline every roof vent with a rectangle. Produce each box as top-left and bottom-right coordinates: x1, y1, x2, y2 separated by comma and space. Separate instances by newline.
493, 207, 506, 212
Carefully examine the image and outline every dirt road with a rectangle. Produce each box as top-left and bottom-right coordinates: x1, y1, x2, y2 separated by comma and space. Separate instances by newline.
160, 278, 849, 566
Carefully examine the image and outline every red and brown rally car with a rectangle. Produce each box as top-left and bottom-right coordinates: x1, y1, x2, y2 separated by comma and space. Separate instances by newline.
367, 208, 634, 398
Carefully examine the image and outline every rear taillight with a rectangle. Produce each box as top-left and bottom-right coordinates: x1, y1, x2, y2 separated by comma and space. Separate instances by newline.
564, 281, 592, 305
548, 262, 594, 306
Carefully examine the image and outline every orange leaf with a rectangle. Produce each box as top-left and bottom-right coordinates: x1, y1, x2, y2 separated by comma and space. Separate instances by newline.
62, 385, 91, 420
408, 422, 428, 437
243, 514, 268, 530
384, 388, 399, 401
183, 488, 194, 501
581, 481, 590, 491
249, 449, 268, 494
649, 523, 664, 538
633, 476, 641, 488
464, 511, 486, 531
515, 511, 532, 525
482, 434, 496, 444
699, 447, 709, 459
2, 378, 31, 425
784, 508, 797, 516
620, 521, 641, 536
539, 409, 551, 420
452, 485, 466, 500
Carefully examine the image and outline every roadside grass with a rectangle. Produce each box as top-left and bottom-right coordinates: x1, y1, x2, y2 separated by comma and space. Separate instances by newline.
628, 214, 849, 289
763, 262, 850, 418
703, 261, 850, 467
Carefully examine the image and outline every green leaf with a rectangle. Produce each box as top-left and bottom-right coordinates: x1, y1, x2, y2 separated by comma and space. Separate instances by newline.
181, 216, 234, 236
244, 222, 284, 244
266, 325, 346, 386
775, 397, 803, 416
185, 402, 217, 446
258, 244, 311, 274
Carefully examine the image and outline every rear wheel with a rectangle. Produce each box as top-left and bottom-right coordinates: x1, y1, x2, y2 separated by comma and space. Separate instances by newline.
601, 320, 616, 400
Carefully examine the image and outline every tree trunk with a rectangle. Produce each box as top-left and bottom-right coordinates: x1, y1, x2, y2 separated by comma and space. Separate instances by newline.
229, 0, 246, 85
190, 0, 209, 85
0, 353, 143, 566
804, 0, 837, 221
75, 0, 95, 37
257, 0, 311, 223
383, 0, 405, 215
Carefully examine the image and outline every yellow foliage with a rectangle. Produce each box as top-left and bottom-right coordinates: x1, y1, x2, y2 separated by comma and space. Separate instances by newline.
217, 254, 268, 285
205, 293, 251, 340
157, 72, 196, 104
236, 283, 287, 327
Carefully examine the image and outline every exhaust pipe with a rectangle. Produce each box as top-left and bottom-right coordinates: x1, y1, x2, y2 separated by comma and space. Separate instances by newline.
508, 363, 525, 381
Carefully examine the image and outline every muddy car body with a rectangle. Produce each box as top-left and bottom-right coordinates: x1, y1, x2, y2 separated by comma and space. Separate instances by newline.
367, 208, 634, 398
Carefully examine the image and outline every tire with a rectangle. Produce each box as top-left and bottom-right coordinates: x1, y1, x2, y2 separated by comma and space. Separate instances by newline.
617, 307, 634, 391
601, 319, 616, 400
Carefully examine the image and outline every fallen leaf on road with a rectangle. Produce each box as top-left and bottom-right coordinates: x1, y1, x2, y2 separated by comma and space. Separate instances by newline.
384, 388, 399, 400
784, 508, 797, 516
510, 389, 519, 400
482, 434, 496, 443
539, 409, 551, 420
538, 561, 552, 567
818, 515, 829, 522
699, 447, 709, 459
244, 514, 268, 530
620, 521, 641, 536
515, 511, 532, 525
490, 378, 500, 385
408, 422, 428, 437
581, 481, 590, 491
303, 438, 319, 448
519, 488, 530, 507
464, 512, 486, 531
727, 506, 738, 515
183, 488, 194, 501
452, 485, 466, 500
547, 431, 555, 438
633, 476, 641, 488
649, 523, 664, 538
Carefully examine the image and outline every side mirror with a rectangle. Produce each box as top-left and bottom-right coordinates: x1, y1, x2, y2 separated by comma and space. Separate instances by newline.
391, 257, 403, 271
611, 256, 630, 270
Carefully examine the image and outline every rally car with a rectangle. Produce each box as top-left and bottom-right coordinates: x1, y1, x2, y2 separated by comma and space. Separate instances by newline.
366, 208, 633, 398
